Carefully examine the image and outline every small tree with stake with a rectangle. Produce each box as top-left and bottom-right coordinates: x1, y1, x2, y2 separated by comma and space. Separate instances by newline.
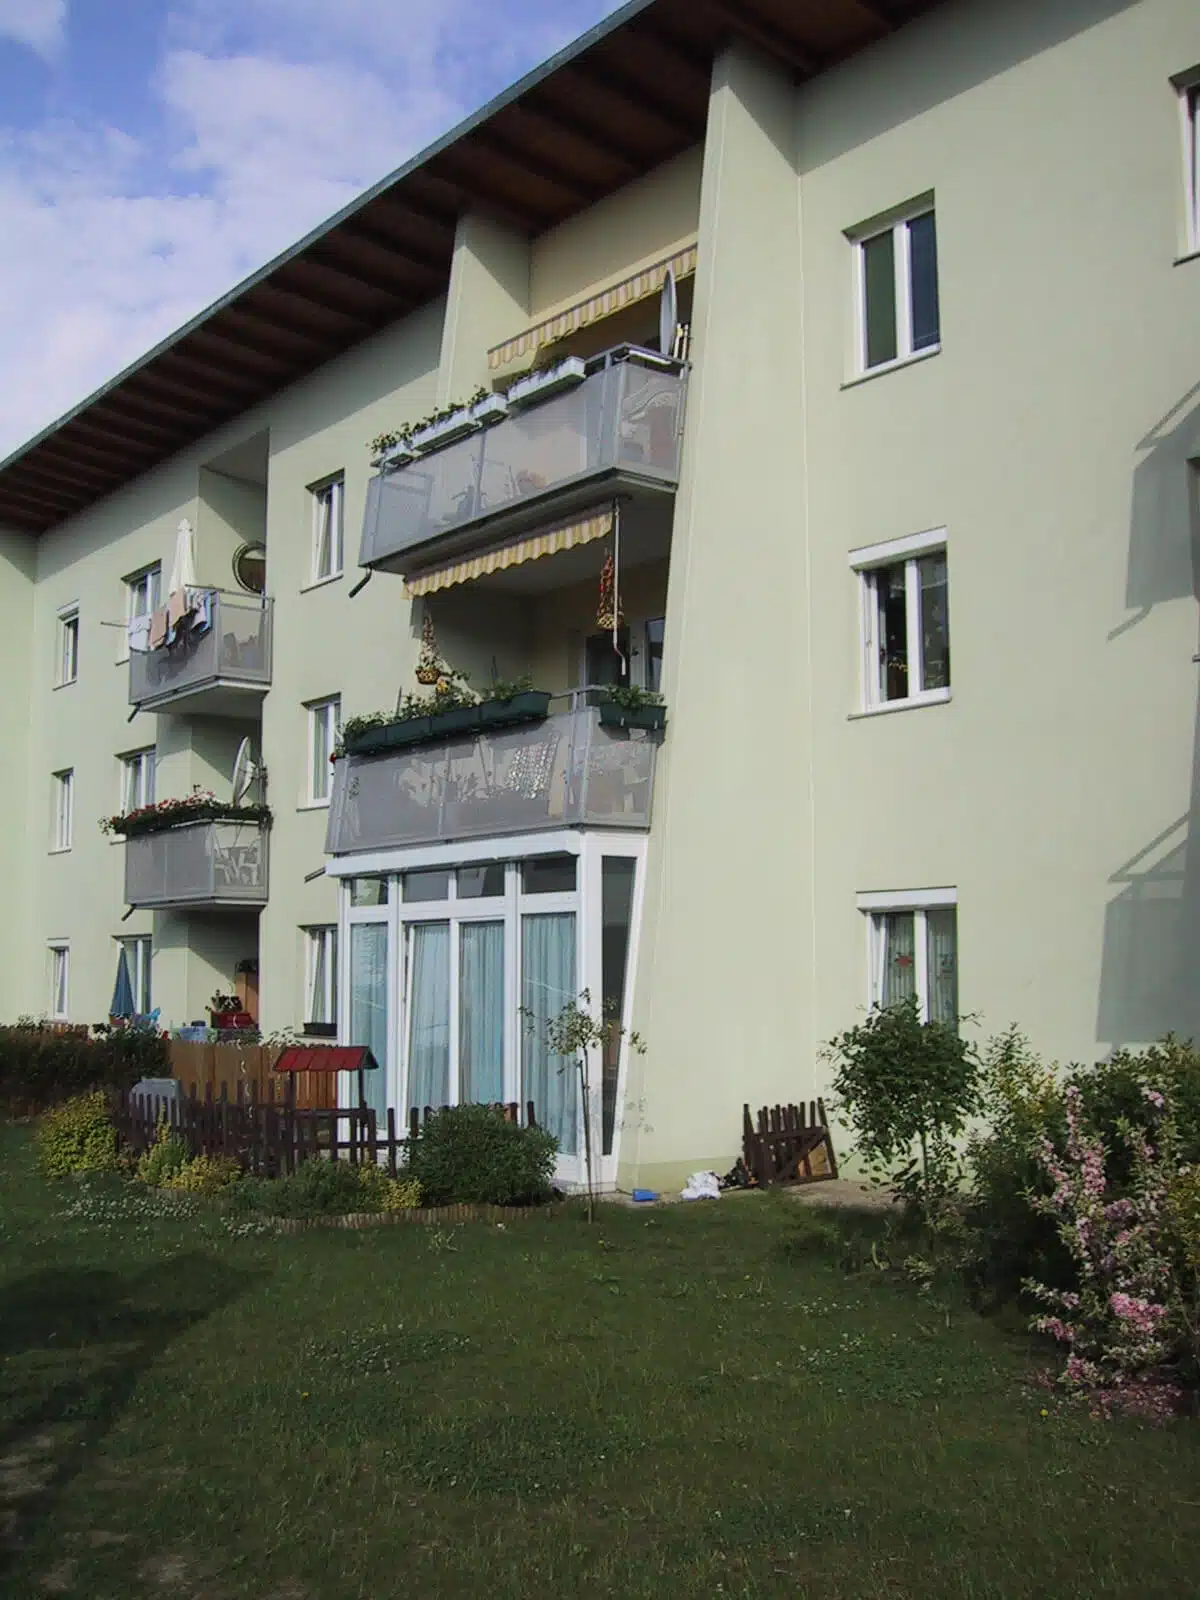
524, 990, 645, 1223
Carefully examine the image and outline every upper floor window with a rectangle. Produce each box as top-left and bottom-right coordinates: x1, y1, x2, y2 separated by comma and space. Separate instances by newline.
51, 769, 74, 852
57, 606, 79, 686
1181, 77, 1200, 253
126, 564, 161, 621
307, 696, 341, 805
311, 476, 345, 583
850, 531, 950, 712
120, 748, 156, 814
852, 202, 940, 374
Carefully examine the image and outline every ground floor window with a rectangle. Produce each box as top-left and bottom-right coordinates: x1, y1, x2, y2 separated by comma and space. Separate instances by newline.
339, 838, 644, 1173
304, 926, 338, 1031
861, 893, 958, 1025
118, 935, 152, 1015
48, 944, 69, 1019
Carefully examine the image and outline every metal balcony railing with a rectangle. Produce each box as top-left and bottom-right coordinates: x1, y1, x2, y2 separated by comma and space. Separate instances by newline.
129, 590, 273, 713
124, 820, 270, 909
359, 347, 687, 572
326, 704, 660, 855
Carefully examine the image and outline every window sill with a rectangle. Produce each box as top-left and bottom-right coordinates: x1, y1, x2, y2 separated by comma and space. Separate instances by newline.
1174, 246, 1200, 267
842, 344, 941, 390
298, 799, 331, 812
848, 688, 952, 721
47, 846, 73, 856
53, 679, 78, 692
300, 572, 344, 595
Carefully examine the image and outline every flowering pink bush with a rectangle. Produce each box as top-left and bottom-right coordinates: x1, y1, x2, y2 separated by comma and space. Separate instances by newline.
1025, 1084, 1188, 1413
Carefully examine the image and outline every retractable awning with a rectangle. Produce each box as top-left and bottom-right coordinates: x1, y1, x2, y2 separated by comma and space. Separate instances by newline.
403, 508, 614, 598
487, 243, 697, 370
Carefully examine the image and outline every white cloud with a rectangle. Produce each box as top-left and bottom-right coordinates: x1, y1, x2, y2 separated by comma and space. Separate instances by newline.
0, 0, 620, 465
0, 0, 66, 59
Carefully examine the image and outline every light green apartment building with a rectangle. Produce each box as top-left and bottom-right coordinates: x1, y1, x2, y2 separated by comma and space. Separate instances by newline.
1, 0, 1199, 1191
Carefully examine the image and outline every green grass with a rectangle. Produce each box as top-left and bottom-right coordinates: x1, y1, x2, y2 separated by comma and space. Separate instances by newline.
1, 1125, 1198, 1599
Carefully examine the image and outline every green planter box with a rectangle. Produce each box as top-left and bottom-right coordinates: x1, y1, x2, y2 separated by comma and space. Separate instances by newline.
598, 701, 666, 732
345, 717, 434, 755
477, 690, 552, 730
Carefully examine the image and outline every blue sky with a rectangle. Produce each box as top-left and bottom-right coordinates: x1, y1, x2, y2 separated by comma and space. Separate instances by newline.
0, 0, 624, 459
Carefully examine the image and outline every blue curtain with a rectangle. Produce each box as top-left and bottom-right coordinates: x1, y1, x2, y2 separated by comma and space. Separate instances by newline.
521, 913, 577, 1155
349, 923, 388, 1121
408, 922, 450, 1112
460, 922, 505, 1104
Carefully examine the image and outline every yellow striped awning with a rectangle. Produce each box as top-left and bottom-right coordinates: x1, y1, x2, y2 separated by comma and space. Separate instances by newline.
487, 243, 698, 371
403, 509, 614, 598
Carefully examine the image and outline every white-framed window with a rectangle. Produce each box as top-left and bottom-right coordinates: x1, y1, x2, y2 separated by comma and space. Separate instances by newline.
311, 476, 345, 583
849, 530, 950, 711
304, 925, 339, 1027
57, 606, 79, 686
118, 935, 153, 1015
1180, 76, 1200, 253
119, 748, 156, 814
851, 201, 940, 373
306, 696, 341, 805
48, 943, 69, 1019
126, 564, 161, 621
858, 890, 958, 1026
51, 769, 74, 852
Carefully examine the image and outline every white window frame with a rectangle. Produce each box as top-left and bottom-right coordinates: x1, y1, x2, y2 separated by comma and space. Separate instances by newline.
857, 888, 957, 1024
118, 935, 153, 1015
310, 476, 345, 585
850, 199, 939, 376
306, 696, 341, 806
1179, 75, 1200, 255
119, 747, 156, 815
48, 943, 69, 1019
120, 564, 162, 663
51, 769, 74, 852
849, 529, 950, 714
56, 605, 79, 687
304, 925, 339, 1026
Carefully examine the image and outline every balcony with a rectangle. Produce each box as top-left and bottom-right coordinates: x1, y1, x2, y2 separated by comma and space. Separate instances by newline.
359, 347, 687, 575
125, 820, 270, 910
129, 590, 273, 716
326, 704, 661, 856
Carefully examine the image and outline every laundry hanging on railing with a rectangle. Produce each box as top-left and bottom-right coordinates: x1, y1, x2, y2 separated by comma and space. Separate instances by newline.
128, 585, 214, 654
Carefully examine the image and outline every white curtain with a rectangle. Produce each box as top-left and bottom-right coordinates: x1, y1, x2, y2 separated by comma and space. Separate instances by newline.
521, 913, 577, 1155
878, 912, 916, 1009
349, 924, 388, 1120
408, 922, 450, 1112
460, 922, 505, 1105
926, 909, 958, 1025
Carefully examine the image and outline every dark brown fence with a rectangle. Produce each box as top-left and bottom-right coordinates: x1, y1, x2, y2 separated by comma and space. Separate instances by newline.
112, 1081, 538, 1180
742, 1100, 838, 1187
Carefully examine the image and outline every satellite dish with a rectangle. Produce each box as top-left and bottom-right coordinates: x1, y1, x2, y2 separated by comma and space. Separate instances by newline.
658, 268, 678, 358
231, 737, 263, 806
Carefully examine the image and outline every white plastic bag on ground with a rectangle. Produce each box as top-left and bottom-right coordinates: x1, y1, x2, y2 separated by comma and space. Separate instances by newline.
681, 1170, 721, 1201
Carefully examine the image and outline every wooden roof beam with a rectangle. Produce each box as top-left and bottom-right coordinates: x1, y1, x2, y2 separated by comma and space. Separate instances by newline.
704, 2, 821, 76
14, 454, 119, 494
501, 97, 644, 181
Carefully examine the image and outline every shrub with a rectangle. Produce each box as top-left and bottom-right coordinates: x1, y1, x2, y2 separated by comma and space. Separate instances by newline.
136, 1121, 190, 1187
406, 1104, 558, 1207
163, 1154, 243, 1194
823, 997, 981, 1218
252, 1158, 375, 1220
35, 1093, 121, 1178
0, 1022, 169, 1116
357, 1162, 423, 1212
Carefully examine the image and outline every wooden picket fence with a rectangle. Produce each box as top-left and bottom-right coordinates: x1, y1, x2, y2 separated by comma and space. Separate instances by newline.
112, 1079, 538, 1180
166, 1042, 337, 1110
741, 1100, 838, 1187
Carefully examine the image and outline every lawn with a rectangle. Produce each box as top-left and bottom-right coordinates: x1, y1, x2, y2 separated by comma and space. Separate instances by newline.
1, 1125, 1198, 1599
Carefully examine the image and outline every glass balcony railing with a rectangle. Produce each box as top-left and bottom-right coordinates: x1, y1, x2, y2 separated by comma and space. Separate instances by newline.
359, 347, 687, 572
124, 820, 270, 910
129, 590, 273, 714
326, 705, 660, 855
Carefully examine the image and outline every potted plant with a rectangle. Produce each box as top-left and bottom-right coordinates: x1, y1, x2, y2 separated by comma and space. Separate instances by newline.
411, 406, 478, 451
99, 788, 273, 840
373, 435, 417, 470
597, 684, 667, 731
506, 355, 587, 410
339, 669, 554, 758
208, 992, 252, 1030
471, 391, 509, 426
476, 675, 554, 730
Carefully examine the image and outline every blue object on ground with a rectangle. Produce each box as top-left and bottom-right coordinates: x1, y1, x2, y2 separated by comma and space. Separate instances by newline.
632, 1189, 659, 1203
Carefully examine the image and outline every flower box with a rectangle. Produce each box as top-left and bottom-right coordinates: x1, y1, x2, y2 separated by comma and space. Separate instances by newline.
211, 1010, 254, 1031
410, 408, 478, 451
471, 393, 509, 426
506, 357, 587, 410
477, 690, 552, 729
597, 700, 667, 732
374, 438, 418, 470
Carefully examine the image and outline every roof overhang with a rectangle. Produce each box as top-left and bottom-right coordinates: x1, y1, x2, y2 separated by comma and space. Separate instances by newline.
0, 0, 941, 534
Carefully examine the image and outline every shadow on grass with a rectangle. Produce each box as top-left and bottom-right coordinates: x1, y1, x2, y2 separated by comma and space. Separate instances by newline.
0, 1251, 252, 1580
